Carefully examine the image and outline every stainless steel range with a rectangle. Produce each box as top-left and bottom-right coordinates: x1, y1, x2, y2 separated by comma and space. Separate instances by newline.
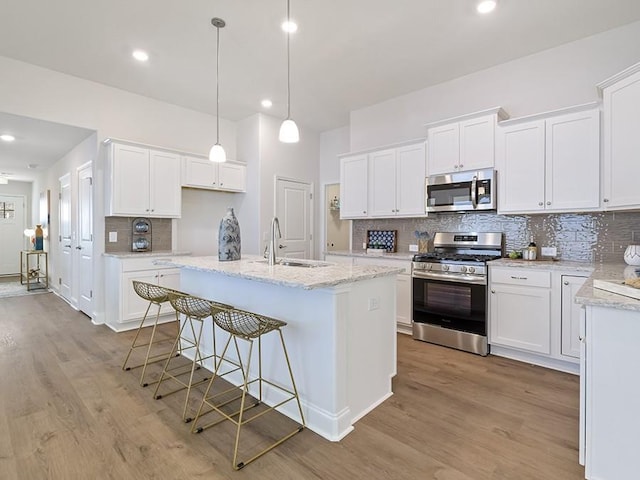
412, 232, 504, 356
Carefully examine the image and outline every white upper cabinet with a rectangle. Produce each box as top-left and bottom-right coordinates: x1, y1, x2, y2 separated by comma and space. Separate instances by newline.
340, 141, 426, 219
106, 142, 181, 218
426, 108, 507, 175
496, 106, 600, 214
340, 154, 369, 218
598, 63, 640, 210
182, 155, 246, 192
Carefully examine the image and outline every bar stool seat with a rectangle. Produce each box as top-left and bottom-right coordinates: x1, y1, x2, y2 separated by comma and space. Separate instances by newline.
191, 308, 305, 470
153, 293, 233, 423
121, 281, 184, 387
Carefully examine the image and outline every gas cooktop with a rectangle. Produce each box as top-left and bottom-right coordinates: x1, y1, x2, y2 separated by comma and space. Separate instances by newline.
413, 252, 503, 263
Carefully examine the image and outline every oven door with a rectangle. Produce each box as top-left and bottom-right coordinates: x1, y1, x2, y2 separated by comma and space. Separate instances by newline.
426, 169, 495, 212
412, 274, 487, 335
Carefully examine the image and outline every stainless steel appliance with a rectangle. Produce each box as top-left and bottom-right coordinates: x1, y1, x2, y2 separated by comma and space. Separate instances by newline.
412, 232, 503, 356
426, 168, 496, 213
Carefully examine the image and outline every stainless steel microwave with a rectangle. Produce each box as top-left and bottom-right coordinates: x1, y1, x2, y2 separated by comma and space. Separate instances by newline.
426, 168, 496, 213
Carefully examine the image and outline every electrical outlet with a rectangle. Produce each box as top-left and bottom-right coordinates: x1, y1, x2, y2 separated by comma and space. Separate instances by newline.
362, 242, 367, 250
541, 246, 557, 257
368, 297, 380, 311
108, 231, 117, 242
409, 244, 419, 252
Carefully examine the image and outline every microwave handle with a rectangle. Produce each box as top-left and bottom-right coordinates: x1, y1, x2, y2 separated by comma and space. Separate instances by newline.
471, 175, 478, 209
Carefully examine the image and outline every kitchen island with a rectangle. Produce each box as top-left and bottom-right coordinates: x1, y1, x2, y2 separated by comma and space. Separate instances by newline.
155, 255, 403, 441
575, 263, 640, 479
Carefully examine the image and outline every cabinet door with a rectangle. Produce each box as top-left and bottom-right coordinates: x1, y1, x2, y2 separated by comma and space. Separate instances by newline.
561, 275, 588, 359
546, 110, 600, 212
396, 273, 412, 328
496, 120, 546, 213
218, 163, 246, 192
149, 150, 181, 217
121, 270, 161, 322
369, 149, 397, 217
396, 143, 427, 217
340, 154, 369, 218
489, 283, 551, 354
182, 156, 217, 188
111, 143, 150, 216
158, 268, 181, 292
602, 71, 640, 209
460, 114, 495, 172
427, 123, 460, 175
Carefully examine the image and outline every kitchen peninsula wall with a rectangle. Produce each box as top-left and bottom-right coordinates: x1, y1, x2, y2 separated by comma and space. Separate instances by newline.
352, 211, 640, 263
104, 217, 172, 253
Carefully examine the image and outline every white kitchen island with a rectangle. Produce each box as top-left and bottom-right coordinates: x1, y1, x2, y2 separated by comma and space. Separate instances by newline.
155, 255, 402, 441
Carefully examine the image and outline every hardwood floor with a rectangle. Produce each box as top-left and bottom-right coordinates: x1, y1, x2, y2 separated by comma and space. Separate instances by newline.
0, 293, 585, 479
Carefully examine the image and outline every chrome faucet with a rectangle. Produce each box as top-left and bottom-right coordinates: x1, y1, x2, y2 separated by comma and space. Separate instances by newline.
265, 216, 281, 266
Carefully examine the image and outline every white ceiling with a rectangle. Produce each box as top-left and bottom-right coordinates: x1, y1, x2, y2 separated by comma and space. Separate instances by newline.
1, 0, 640, 181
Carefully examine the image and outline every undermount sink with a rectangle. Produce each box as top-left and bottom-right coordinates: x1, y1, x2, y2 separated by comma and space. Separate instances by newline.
252, 259, 331, 268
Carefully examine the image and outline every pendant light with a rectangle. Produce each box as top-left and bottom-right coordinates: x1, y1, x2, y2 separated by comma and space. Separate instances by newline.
209, 17, 227, 163
279, 0, 300, 143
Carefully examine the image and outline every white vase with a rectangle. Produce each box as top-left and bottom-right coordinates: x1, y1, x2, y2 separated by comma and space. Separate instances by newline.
218, 207, 241, 261
623, 245, 640, 266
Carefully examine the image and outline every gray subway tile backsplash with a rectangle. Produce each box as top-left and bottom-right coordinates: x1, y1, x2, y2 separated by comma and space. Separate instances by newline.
104, 217, 172, 253
352, 211, 640, 263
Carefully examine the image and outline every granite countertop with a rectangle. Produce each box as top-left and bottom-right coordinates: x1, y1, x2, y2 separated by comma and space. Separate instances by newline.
103, 250, 191, 258
489, 258, 594, 272
325, 250, 415, 261
576, 263, 640, 312
155, 254, 404, 290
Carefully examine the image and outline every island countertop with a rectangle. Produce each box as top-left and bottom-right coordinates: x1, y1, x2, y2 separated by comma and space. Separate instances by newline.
155, 254, 404, 290
575, 263, 640, 312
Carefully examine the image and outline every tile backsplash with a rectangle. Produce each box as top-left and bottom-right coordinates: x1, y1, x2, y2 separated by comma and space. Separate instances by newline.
105, 217, 172, 253
353, 211, 640, 263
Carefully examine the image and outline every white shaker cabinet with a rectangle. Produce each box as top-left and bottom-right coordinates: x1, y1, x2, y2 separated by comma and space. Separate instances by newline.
369, 143, 427, 217
598, 62, 640, 210
104, 256, 181, 332
426, 109, 507, 175
489, 268, 552, 355
182, 155, 246, 192
339, 154, 369, 218
496, 106, 600, 214
106, 142, 182, 217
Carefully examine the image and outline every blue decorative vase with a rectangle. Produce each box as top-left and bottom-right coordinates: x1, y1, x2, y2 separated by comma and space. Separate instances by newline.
218, 207, 241, 261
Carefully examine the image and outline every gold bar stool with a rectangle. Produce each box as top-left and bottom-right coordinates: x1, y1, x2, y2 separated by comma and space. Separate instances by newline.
122, 281, 183, 387
153, 293, 232, 423
191, 308, 305, 470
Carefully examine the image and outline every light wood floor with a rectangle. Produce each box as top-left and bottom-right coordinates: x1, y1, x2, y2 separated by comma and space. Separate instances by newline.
0, 293, 585, 479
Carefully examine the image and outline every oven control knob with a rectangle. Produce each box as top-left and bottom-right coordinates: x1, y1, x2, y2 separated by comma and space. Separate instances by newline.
460, 266, 467, 273
442, 264, 449, 271
426, 263, 433, 270
468, 266, 475, 273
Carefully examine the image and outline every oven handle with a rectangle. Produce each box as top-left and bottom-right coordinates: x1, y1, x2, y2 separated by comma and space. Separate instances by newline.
412, 270, 487, 285
471, 175, 478, 209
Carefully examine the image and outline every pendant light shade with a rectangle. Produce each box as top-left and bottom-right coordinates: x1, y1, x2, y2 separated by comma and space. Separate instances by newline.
210, 17, 227, 162
279, 0, 299, 143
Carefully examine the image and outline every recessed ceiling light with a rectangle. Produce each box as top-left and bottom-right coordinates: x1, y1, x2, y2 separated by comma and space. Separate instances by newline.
261, 99, 273, 108
0, 134, 15, 142
132, 49, 149, 62
281, 20, 298, 33
27, 164, 38, 169
477, 0, 497, 14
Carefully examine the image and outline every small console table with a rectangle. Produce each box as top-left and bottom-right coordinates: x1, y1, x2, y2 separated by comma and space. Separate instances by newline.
20, 250, 49, 291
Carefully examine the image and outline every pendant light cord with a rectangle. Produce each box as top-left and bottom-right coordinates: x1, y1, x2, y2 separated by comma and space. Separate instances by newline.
216, 23, 220, 144
286, 0, 291, 120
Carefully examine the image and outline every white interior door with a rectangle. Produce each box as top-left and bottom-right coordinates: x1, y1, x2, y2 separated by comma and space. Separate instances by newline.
275, 178, 313, 259
77, 163, 93, 317
59, 173, 72, 302
0, 195, 26, 275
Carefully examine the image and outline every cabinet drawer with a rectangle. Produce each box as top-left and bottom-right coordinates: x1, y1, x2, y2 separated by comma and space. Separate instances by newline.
491, 267, 551, 288
120, 257, 178, 272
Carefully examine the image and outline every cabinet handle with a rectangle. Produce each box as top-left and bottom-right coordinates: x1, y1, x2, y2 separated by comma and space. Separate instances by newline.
363, 211, 367, 214
538, 202, 543, 206
75, 246, 82, 250
603, 198, 609, 203
510, 276, 528, 280
579, 336, 585, 343
491, 290, 495, 294
546, 201, 551, 206
459, 164, 463, 169
220, 183, 224, 186
454, 165, 459, 169
564, 281, 569, 285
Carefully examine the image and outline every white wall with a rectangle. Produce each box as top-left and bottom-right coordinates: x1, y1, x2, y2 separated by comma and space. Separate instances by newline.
349, 20, 640, 150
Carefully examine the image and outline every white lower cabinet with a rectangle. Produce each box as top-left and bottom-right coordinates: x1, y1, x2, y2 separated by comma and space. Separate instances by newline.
489, 265, 589, 373
105, 256, 181, 332
326, 254, 412, 333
